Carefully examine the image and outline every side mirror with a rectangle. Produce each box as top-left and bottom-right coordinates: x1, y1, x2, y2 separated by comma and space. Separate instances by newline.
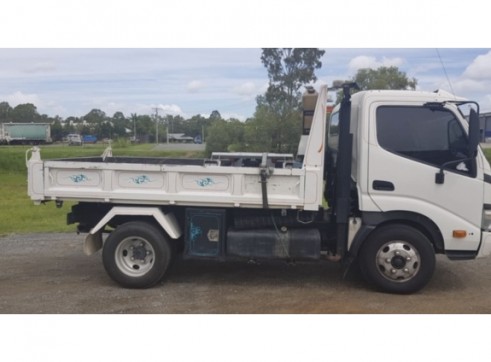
435, 109, 480, 184
468, 108, 480, 158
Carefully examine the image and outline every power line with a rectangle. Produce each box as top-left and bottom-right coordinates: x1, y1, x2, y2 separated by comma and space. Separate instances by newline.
436, 48, 455, 96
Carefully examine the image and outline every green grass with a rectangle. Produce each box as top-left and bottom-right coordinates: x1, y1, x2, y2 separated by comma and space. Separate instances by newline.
2, 173, 76, 234
0, 144, 204, 236
484, 148, 491, 161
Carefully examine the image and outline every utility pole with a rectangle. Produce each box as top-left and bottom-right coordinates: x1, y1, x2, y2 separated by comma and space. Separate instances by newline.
152, 107, 160, 144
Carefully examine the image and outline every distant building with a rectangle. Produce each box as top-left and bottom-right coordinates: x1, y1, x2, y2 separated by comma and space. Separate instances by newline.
481, 112, 491, 142
167, 133, 194, 143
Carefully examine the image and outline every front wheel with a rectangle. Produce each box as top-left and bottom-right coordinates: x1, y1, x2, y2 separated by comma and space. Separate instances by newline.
359, 224, 436, 294
102, 221, 173, 288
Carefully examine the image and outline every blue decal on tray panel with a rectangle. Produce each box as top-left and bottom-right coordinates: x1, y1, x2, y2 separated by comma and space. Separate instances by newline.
69, 174, 89, 183
195, 177, 217, 187
130, 175, 152, 185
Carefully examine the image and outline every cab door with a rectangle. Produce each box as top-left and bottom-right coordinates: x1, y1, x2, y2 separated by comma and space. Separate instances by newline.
367, 102, 483, 252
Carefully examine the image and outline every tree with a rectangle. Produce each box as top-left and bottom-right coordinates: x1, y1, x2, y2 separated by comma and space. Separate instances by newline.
84, 109, 106, 124
0, 102, 12, 122
111, 112, 127, 138
245, 96, 301, 153
209, 110, 221, 121
51, 118, 64, 142
95, 121, 113, 139
183, 114, 207, 137
113, 122, 127, 138
79, 125, 92, 136
205, 119, 245, 155
163, 115, 186, 135
112, 111, 126, 122
63, 122, 76, 135
244, 48, 325, 153
261, 48, 325, 108
353, 66, 417, 91
10, 103, 39, 122
135, 115, 154, 143
336, 66, 417, 104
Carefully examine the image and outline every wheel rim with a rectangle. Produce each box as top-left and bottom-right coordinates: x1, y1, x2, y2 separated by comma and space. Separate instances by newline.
375, 241, 421, 283
114, 236, 155, 277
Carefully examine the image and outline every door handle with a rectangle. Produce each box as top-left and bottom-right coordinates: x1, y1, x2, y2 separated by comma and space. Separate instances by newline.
372, 180, 395, 191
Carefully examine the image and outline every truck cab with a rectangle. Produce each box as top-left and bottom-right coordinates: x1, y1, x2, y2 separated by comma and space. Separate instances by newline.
325, 87, 491, 292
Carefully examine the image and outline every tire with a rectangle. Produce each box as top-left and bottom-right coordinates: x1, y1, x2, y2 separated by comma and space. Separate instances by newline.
102, 221, 173, 288
359, 224, 436, 294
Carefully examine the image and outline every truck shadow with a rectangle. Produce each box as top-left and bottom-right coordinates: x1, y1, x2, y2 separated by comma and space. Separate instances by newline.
168, 258, 364, 290
167, 256, 469, 295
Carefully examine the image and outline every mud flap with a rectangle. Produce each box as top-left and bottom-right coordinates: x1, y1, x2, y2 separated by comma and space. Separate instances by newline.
84, 230, 103, 256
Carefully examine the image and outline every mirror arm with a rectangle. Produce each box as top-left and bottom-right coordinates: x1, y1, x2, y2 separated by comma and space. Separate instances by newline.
435, 157, 474, 184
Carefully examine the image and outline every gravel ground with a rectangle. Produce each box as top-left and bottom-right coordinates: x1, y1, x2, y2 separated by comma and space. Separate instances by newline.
1, 232, 491, 313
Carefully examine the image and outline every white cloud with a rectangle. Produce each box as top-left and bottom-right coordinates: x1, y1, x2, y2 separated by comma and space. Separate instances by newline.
101, 102, 126, 117
131, 103, 187, 117
450, 78, 488, 94
221, 112, 247, 121
0, 90, 70, 117
438, 51, 491, 111
233, 81, 257, 97
44, 101, 67, 116
348, 55, 404, 71
156, 104, 184, 116
480, 94, 491, 113
186, 80, 205, 93
2, 91, 42, 107
462, 50, 491, 80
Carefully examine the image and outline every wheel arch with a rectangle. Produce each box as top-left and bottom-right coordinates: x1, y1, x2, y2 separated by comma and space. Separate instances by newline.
349, 211, 444, 257
83, 206, 182, 256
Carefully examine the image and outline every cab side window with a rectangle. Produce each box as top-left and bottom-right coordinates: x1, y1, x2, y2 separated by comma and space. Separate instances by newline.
376, 106, 473, 175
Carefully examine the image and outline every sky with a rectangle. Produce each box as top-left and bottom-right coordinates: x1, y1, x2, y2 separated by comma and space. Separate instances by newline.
1, 48, 491, 121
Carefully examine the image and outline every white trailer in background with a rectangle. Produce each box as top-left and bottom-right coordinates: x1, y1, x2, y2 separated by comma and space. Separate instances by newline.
1, 122, 51, 145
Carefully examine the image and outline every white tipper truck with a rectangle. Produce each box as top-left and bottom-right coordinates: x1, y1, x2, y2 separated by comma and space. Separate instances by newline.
26, 83, 491, 293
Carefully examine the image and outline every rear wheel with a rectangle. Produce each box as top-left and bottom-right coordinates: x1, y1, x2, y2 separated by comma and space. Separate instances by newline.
359, 224, 435, 294
102, 221, 173, 288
